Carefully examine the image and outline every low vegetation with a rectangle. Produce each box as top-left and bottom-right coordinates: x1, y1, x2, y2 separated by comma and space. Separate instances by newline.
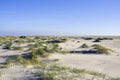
37, 64, 115, 80
80, 43, 89, 48
3, 41, 12, 49
12, 46, 23, 51
92, 44, 113, 55
0, 36, 119, 80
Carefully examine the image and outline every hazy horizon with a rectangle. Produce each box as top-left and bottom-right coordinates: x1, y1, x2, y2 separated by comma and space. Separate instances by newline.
0, 0, 120, 36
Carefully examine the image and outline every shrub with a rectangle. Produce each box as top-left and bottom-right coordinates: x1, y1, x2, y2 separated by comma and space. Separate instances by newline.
80, 43, 89, 48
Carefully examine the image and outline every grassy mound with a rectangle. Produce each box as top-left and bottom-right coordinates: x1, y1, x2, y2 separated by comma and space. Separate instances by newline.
80, 43, 89, 48
92, 44, 113, 55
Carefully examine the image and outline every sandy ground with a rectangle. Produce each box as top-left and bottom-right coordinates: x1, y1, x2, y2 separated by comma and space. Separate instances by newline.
0, 49, 40, 80
49, 38, 120, 78
0, 38, 120, 79
49, 54, 120, 78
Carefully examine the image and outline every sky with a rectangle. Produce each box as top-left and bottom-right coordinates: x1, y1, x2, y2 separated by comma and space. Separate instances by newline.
0, 0, 120, 36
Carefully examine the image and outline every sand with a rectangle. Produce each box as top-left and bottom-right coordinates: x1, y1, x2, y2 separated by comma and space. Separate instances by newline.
49, 38, 120, 78
0, 37, 120, 79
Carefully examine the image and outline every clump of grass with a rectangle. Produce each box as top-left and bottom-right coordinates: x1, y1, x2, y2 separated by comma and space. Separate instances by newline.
60, 38, 68, 43
60, 51, 69, 54
39, 71, 57, 80
80, 43, 89, 48
87, 71, 106, 77
71, 68, 86, 74
45, 43, 61, 53
92, 44, 113, 55
15, 55, 24, 63
5, 49, 44, 67
53, 59, 60, 62
37, 64, 112, 80
3, 41, 12, 49
111, 78, 120, 80
36, 48, 49, 57
6, 58, 13, 66
12, 46, 23, 51
50, 64, 69, 71
0, 43, 2, 46
14, 39, 26, 44
28, 43, 40, 48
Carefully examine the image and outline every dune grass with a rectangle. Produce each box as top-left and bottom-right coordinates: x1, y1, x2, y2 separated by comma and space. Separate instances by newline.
37, 64, 117, 80
92, 44, 113, 55
3, 41, 12, 49
80, 43, 89, 48
12, 46, 23, 51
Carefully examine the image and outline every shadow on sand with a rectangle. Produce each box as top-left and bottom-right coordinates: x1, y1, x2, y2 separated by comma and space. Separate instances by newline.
70, 50, 100, 54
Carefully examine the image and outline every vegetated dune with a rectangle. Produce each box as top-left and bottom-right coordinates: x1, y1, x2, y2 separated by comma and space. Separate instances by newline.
0, 36, 120, 79
49, 37, 120, 78
50, 54, 120, 78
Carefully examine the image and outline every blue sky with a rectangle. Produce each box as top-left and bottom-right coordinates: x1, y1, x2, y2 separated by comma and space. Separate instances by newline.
0, 0, 120, 36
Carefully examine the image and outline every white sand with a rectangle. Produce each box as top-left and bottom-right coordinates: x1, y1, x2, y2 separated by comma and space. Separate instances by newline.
0, 38, 120, 79
49, 38, 120, 78
49, 54, 120, 77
